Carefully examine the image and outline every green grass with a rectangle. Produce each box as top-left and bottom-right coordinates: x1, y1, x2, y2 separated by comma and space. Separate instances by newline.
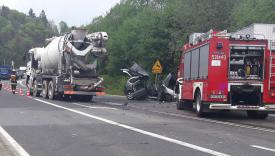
102, 75, 127, 95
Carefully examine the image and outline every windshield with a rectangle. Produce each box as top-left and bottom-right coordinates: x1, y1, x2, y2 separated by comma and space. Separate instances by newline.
0, 68, 11, 74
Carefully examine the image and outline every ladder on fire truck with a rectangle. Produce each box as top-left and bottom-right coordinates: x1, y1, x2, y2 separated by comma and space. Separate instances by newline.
268, 40, 275, 91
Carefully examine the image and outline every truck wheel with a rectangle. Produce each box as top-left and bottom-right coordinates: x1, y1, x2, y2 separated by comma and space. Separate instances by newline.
195, 91, 205, 117
42, 80, 48, 99
247, 111, 268, 119
63, 94, 71, 101
48, 81, 55, 100
177, 100, 184, 110
83, 95, 93, 102
33, 80, 40, 97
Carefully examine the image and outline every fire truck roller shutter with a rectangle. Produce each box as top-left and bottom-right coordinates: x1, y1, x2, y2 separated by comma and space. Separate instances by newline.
230, 85, 262, 106
199, 44, 209, 78
184, 52, 191, 80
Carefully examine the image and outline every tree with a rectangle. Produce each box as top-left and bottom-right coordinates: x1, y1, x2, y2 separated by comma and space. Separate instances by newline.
39, 10, 48, 25
59, 21, 69, 34
230, 0, 275, 31
85, 0, 259, 76
0, 6, 58, 67
28, 8, 35, 18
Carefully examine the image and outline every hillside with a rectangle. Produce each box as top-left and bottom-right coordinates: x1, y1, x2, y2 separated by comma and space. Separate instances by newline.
87, 0, 275, 75
0, 6, 58, 67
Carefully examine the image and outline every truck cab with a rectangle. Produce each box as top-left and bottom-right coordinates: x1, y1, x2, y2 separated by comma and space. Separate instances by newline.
0, 66, 12, 80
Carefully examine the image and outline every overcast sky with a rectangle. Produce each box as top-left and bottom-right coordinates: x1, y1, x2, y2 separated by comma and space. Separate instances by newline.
0, 0, 121, 26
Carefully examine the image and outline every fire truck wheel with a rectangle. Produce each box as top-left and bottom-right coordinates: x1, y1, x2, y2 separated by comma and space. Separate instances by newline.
195, 91, 205, 117
48, 81, 55, 100
246, 111, 268, 119
42, 80, 48, 99
176, 100, 184, 110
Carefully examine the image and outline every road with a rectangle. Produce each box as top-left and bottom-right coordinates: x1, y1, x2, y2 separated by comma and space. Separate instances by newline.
0, 81, 275, 156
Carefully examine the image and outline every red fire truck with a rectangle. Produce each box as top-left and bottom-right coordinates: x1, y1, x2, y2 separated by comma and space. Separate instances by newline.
176, 29, 275, 119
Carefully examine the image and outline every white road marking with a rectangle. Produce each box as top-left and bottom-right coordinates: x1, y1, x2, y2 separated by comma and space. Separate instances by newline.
105, 94, 126, 98
105, 102, 123, 106
269, 114, 275, 117
34, 98, 230, 156
72, 103, 118, 110
0, 126, 30, 156
251, 145, 275, 153
129, 105, 275, 133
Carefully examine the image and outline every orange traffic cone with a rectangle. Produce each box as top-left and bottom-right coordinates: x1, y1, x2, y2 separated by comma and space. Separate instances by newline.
26, 89, 30, 96
19, 88, 24, 96
4, 83, 8, 89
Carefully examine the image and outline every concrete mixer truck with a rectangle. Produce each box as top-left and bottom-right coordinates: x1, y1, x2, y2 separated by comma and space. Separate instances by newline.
26, 28, 108, 101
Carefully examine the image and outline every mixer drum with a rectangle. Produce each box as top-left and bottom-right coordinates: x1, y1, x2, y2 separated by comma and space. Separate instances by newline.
41, 36, 63, 75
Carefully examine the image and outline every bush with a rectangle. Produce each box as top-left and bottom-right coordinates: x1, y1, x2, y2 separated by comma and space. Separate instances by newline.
102, 75, 127, 95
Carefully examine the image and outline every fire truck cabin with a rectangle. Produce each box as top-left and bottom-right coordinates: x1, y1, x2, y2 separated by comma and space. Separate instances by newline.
176, 29, 275, 118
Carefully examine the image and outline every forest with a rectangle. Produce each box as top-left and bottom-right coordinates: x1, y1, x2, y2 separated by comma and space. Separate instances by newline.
87, 0, 275, 75
0, 6, 69, 66
0, 0, 275, 93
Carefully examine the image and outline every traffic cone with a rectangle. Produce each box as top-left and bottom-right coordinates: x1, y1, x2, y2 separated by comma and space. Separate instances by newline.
8, 85, 12, 91
19, 88, 24, 96
15, 88, 19, 94
26, 89, 30, 97
4, 83, 8, 90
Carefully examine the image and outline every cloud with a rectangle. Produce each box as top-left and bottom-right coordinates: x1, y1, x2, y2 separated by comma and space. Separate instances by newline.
0, 0, 120, 26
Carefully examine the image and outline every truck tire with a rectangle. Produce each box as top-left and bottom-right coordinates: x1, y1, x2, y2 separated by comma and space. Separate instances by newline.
72, 95, 93, 102
33, 80, 40, 97
177, 100, 184, 110
48, 81, 55, 100
195, 91, 206, 117
247, 110, 268, 119
42, 80, 48, 99
82, 95, 93, 102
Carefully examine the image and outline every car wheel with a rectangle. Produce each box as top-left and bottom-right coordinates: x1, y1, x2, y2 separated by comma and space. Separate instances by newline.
126, 91, 134, 100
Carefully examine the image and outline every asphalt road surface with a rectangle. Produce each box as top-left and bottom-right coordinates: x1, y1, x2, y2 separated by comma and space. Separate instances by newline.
0, 80, 275, 156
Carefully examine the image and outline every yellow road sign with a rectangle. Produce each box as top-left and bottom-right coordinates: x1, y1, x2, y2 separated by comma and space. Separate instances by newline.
152, 59, 163, 74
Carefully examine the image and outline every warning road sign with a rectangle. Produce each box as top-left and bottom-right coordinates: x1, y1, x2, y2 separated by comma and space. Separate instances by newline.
152, 59, 163, 74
